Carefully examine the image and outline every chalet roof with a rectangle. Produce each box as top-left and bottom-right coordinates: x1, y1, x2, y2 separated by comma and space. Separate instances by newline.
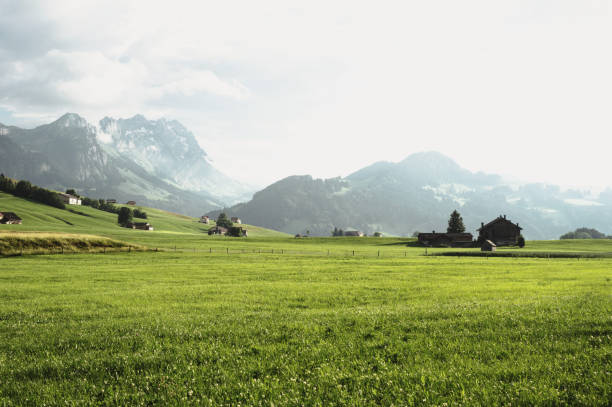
483, 239, 496, 247
59, 193, 78, 199
477, 215, 522, 231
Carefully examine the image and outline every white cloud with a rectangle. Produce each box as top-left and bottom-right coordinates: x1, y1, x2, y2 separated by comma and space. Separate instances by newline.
0, 0, 611, 188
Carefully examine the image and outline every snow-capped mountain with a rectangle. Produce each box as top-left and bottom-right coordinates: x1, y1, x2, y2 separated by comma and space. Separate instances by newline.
98, 115, 252, 203
0, 113, 253, 215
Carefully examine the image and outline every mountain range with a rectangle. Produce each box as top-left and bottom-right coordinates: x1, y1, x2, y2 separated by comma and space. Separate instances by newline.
1, 114, 611, 239
0, 113, 253, 215
207, 152, 612, 239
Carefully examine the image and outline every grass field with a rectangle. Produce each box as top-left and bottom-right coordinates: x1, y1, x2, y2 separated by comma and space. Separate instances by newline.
1, 193, 611, 405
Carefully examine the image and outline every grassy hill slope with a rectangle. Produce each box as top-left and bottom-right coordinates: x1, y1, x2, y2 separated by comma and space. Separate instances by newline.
0, 192, 287, 248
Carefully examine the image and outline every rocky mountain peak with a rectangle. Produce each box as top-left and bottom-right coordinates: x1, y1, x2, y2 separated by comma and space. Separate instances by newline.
53, 113, 89, 129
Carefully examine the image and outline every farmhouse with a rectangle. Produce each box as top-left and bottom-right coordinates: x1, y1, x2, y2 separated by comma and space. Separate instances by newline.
125, 222, 154, 230
478, 215, 522, 246
208, 226, 228, 235
59, 193, 81, 205
344, 230, 364, 237
0, 212, 22, 224
106, 199, 117, 204
231, 217, 242, 224
126, 201, 136, 205
199, 215, 210, 224
417, 232, 474, 247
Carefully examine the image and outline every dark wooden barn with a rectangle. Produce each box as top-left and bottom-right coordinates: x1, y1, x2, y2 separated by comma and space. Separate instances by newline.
477, 215, 522, 246
417, 232, 474, 247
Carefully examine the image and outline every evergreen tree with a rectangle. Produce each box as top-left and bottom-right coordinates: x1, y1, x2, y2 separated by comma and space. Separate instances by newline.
118, 207, 133, 226
447, 210, 466, 233
216, 212, 233, 228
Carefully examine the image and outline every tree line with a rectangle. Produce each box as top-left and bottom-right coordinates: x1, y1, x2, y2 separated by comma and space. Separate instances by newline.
0, 174, 65, 209
560, 228, 611, 239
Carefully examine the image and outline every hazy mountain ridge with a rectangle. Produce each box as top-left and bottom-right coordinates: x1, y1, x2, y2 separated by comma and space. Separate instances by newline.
208, 152, 612, 239
98, 115, 252, 203
0, 113, 251, 215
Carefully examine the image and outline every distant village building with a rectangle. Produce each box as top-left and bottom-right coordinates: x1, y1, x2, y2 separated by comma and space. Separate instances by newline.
477, 215, 522, 246
481, 240, 496, 252
208, 226, 228, 236
344, 230, 364, 237
231, 217, 242, 224
106, 199, 117, 204
126, 201, 136, 206
373, 232, 383, 237
199, 216, 210, 224
0, 212, 22, 224
59, 193, 81, 205
125, 222, 154, 230
417, 232, 474, 247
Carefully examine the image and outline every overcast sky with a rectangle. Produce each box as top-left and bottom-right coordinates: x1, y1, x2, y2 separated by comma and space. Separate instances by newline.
1, 0, 611, 188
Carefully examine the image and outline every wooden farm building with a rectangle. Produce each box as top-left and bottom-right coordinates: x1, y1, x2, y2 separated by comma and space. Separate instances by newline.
199, 216, 210, 224
477, 215, 522, 246
0, 212, 22, 224
344, 230, 364, 237
126, 201, 136, 205
125, 222, 154, 230
231, 217, 242, 224
417, 232, 474, 247
208, 226, 228, 236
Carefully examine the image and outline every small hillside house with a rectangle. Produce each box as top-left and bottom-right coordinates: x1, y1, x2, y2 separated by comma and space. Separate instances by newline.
481, 240, 496, 252
126, 201, 136, 205
231, 217, 242, 224
200, 216, 210, 224
418, 232, 474, 247
477, 215, 522, 246
0, 212, 22, 224
125, 222, 154, 231
106, 199, 117, 204
59, 193, 81, 205
344, 230, 364, 237
208, 226, 228, 235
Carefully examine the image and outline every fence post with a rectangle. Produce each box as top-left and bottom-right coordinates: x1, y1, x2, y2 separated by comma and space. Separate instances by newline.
352, 250, 354, 256
281, 249, 284, 254
377, 250, 380, 257
210, 247, 212, 253
226, 248, 229, 255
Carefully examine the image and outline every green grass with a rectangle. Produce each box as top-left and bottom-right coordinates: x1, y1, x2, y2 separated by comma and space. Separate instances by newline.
0, 192, 287, 249
0, 192, 610, 405
0, 249, 610, 405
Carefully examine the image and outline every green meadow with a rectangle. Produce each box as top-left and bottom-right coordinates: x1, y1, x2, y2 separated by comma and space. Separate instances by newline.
1, 193, 611, 405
